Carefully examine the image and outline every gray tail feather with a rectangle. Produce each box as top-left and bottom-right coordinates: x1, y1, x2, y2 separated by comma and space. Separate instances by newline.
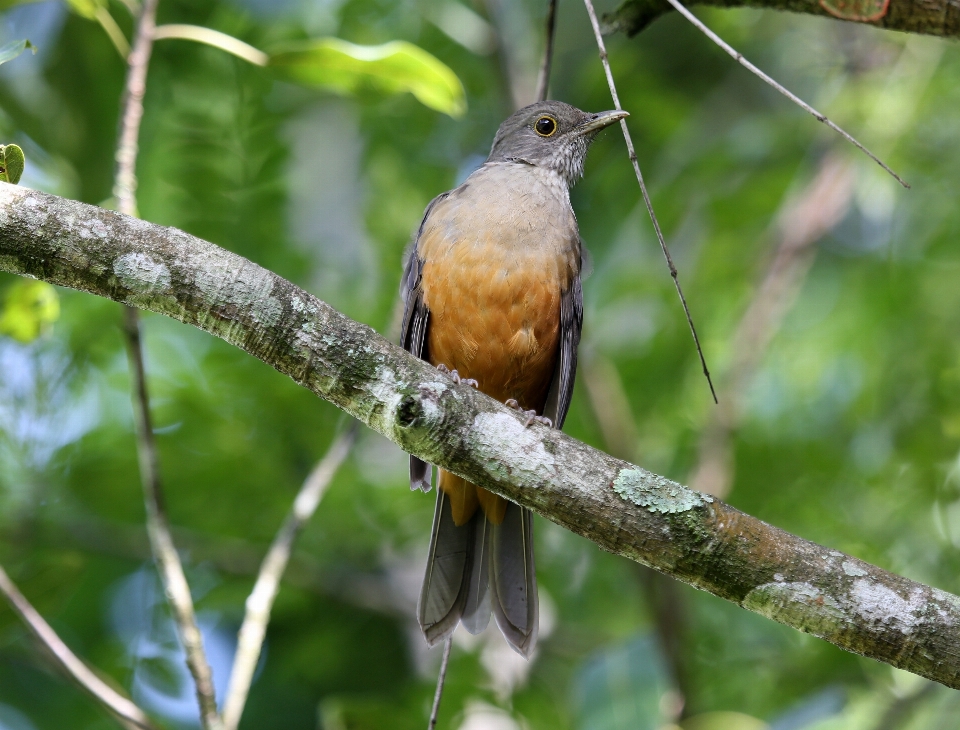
460, 513, 492, 634
491, 503, 538, 658
410, 456, 432, 492
418, 490, 472, 646
418, 493, 535, 655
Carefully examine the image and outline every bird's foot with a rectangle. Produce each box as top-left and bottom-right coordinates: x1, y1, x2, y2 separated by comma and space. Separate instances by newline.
436, 363, 478, 388
505, 399, 553, 428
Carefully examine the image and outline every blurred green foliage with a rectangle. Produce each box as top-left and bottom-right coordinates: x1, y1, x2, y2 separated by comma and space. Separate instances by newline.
0, 0, 958, 729
268, 38, 467, 117
0, 279, 59, 341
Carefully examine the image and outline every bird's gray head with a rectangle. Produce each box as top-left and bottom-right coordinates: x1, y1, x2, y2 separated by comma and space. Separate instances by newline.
486, 101, 628, 186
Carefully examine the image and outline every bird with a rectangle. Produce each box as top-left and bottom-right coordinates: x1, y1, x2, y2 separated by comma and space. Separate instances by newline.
400, 100, 628, 658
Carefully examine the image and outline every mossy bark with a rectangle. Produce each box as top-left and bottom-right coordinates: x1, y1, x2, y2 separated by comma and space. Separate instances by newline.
1, 183, 959, 688
604, 0, 960, 38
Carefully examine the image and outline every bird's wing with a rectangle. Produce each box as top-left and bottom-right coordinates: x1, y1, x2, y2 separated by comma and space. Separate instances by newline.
542, 248, 583, 429
401, 193, 448, 492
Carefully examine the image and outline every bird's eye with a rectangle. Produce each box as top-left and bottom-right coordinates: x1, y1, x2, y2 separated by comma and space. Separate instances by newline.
534, 116, 557, 137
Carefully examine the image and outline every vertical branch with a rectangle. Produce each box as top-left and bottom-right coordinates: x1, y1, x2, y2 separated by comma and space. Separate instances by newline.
114, 1, 222, 727
0, 563, 158, 730
221, 426, 357, 730
582, 0, 717, 403
534, 0, 558, 102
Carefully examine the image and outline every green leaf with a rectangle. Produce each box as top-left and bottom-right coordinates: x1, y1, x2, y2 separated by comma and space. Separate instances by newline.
0, 39, 36, 66
0, 144, 25, 184
268, 38, 466, 118
0, 279, 60, 342
64, 0, 102, 20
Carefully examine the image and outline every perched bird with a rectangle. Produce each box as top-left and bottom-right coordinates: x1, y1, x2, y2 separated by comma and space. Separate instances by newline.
400, 101, 628, 657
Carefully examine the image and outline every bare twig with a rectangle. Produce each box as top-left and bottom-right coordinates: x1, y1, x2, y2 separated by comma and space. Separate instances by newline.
0, 562, 158, 730
221, 426, 358, 730
662, 0, 908, 189
113, 0, 156, 219
428, 638, 453, 730
115, 1, 222, 727
534, 0, 558, 102
582, 0, 718, 404
123, 311, 222, 729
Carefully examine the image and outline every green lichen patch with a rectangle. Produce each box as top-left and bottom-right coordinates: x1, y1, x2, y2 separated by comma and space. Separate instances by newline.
612, 468, 711, 514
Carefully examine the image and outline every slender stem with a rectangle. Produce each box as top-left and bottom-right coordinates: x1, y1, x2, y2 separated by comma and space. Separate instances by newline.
114, 1, 222, 727
122, 310, 222, 729
221, 426, 358, 730
428, 638, 453, 730
0, 562, 158, 730
113, 0, 156, 219
152, 25, 268, 67
662, 0, 908, 188
95, 5, 131, 58
582, 0, 718, 404
534, 0, 558, 102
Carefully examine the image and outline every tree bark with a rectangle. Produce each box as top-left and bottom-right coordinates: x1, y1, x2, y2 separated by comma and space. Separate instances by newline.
604, 0, 960, 38
2, 183, 960, 688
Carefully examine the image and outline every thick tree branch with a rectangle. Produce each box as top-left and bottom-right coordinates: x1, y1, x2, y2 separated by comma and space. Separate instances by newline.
604, 0, 960, 38
2, 184, 960, 689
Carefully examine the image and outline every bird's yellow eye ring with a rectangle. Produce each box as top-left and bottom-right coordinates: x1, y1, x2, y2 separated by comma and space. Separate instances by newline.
534, 116, 557, 137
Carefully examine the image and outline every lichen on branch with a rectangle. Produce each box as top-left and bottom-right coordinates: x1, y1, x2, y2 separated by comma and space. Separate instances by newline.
2, 182, 960, 689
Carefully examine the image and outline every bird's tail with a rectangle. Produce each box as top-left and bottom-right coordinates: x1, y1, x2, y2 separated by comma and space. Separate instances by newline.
417, 470, 538, 658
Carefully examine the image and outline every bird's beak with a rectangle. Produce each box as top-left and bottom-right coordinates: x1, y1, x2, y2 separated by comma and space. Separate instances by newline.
575, 109, 629, 135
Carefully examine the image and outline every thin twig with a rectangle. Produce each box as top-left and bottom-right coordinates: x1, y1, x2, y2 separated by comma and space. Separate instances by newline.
0, 562, 158, 730
428, 637, 453, 730
662, 0, 908, 189
534, 0, 558, 102
123, 311, 222, 729
222, 426, 358, 730
582, 0, 718, 403
115, 1, 222, 727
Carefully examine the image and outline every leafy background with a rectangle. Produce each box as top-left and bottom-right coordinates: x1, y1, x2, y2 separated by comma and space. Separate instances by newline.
0, 0, 959, 728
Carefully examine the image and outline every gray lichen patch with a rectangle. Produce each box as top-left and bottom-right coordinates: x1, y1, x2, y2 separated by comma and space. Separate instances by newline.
612, 468, 711, 514
743, 581, 848, 635
849, 578, 924, 635
842, 560, 868, 577
115, 252, 171, 294
186, 249, 283, 327
472, 412, 557, 484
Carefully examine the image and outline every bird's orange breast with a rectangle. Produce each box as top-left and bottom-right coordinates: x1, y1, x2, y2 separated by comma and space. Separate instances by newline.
416, 163, 580, 526
418, 163, 578, 411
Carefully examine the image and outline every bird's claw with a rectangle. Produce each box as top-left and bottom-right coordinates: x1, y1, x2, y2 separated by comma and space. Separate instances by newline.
436, 363, 478, 388
505, 399, 552, 428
